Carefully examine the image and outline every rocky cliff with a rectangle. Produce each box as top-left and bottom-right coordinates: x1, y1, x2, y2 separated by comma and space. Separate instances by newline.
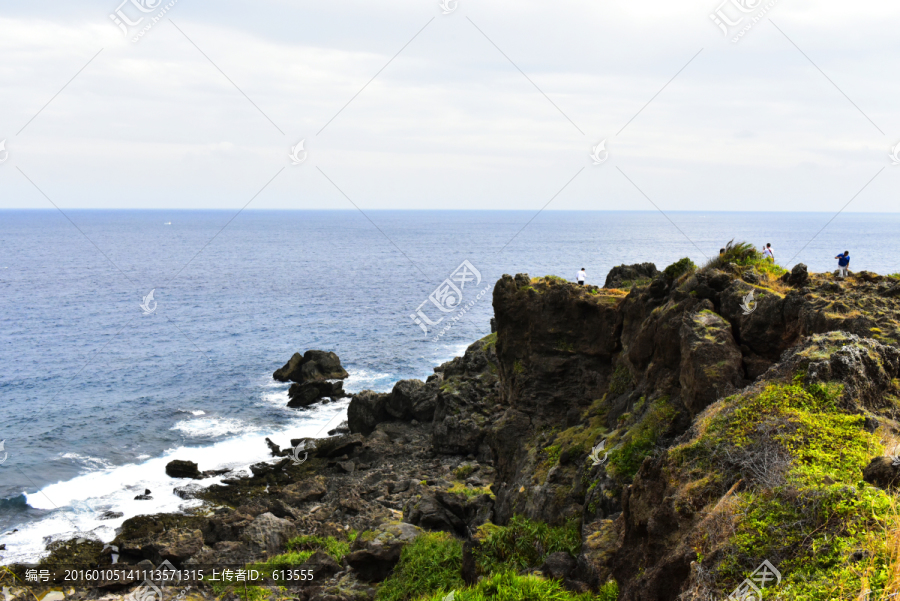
9, 257, 900, 601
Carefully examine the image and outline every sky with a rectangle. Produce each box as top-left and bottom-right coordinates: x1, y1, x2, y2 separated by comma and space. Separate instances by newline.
0, 0, 897, 211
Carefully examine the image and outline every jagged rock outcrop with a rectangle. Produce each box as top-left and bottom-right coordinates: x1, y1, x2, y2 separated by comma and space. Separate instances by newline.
273, 350, 349, 383
287, 380, 346, 408
604, 263, 660, 289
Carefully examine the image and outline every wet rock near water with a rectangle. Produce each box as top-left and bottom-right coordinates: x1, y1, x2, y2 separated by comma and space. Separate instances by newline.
165, 459, 202, 479
274, 350, 349, 384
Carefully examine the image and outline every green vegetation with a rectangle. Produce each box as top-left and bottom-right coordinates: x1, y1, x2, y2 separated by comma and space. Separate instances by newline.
614, 278, 652, 290
513, 360, 525, 374
285, 533, 352, 562
481, 332, 498, 351
375, 532, 464, 601
205, 580, 273, 601
419, 571, 619, 601
448, 481, 494, 499
702, 239, 787, 279
472, 515, 580, 575
606, 397, 676, 482
671, 379, 900, 599
663, 257, 697, 281
248, 550, 314, 582
608, 365, 633, 397
453, 463, 477, 480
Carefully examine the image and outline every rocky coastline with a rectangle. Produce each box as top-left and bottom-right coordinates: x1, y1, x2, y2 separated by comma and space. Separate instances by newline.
6, 248, 900, 601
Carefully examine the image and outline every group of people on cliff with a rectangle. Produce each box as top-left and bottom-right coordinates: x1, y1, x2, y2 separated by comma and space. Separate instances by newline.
574, 245, 852, 285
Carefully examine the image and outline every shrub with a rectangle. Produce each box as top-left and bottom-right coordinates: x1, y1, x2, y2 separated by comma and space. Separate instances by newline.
375, 532, 464, 601
473, 515, 580, 575
285, 534, 351, 562
663, 257, 697, 281
247, 549, 314, 582
419, 571, 618, 601
453, 464, 477, 480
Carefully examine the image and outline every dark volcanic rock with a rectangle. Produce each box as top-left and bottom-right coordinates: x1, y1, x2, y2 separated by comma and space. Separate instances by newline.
345, 522, 423, 582
348, 390, 389, 435
166, 460, 202, 480
604, 263, 660, 289
273, 350, 349, 384
385, 379, 425, 420
783, 262, 810, 287
863, 456, 900, 490
678, 308, 744, 417
540, 551, 577, 579
287, 380, 346, 408
173, 484, 204, 500
404, 490, 493, 536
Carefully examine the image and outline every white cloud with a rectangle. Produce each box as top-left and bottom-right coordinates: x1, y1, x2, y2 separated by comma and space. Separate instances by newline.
0, 0, 897, 210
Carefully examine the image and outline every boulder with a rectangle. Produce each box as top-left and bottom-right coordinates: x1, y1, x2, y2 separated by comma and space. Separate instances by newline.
348, 391, 389, 435
404, 490, 493, 536
173, 484, 204, 500
287, 380, 345, 408
782, 263, 810, 287
273, 350, 349, 384
243, 512, 296, 558
863, 456, 900, 490
293, 433, 363, 458
299, 550, 341, 580
166, 460, 202, 480
540, 551, 577, 580
146, 529, 204, 563
385, 379, 425, 420
604, 263, 660, 289
679, 308, 744, 417
279, 476, 328, 505
345, 522, 423, 582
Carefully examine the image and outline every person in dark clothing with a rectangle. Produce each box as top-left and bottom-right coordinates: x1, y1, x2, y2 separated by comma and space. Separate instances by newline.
835, 251, 850, 278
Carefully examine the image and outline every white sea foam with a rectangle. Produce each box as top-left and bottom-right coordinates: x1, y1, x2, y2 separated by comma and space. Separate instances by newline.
2, 402, 351, 566
58, 453, 113, 470
344, 369, 394, 393
171, 416, 254, 438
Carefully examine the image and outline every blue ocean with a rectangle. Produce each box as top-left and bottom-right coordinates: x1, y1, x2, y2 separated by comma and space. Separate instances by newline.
1, 209, 899, 564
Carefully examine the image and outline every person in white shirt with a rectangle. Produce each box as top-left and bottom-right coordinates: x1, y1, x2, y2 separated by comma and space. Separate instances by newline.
763, 243, 774, 261
577, 268, 586, 285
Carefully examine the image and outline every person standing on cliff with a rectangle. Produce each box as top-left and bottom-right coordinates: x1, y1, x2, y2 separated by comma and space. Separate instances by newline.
763, 243, 774, 261
835, 251, 850, 278
577, 268, 586, 285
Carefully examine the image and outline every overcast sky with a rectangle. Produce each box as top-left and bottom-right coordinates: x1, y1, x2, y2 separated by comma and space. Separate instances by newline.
0, 0, 897, 210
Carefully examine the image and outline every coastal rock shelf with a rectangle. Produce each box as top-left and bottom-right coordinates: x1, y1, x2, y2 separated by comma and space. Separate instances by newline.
12, 251, 900, 601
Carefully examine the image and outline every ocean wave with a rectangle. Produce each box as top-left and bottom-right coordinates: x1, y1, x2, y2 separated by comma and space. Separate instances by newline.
177, 409, 207, 416
171, 416, 256, 438
58, 453, 113, 470
344, 369, 395, 393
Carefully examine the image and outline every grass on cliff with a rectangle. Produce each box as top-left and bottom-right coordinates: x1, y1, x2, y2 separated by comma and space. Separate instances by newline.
472, 515, 581, 575
670, 379, 899, 599
418, 571, 619, 601
605, 397, 676, 483
375, 531, 464, 601
285, 533, 352, 562
701, 239, 788, 282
